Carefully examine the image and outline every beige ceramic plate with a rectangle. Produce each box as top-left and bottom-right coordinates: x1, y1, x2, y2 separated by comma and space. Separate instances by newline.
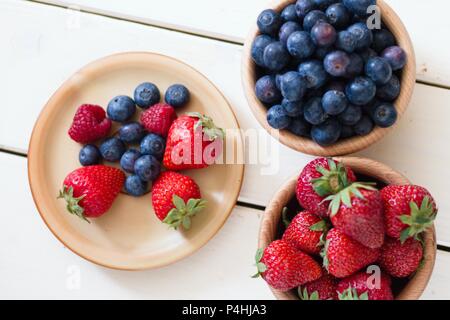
28, 52, 244, 270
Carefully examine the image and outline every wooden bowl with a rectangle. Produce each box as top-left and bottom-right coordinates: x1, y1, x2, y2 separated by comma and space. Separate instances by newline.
242, 0, 416, 156
259, 157, 436, 300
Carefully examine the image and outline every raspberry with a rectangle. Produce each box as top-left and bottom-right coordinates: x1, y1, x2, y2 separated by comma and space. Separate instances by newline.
140, 103, 176, 137
68, 104, 112, 143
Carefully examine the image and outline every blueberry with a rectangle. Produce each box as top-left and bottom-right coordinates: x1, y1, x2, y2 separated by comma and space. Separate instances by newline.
303, 10, 328, 32
134, 155, 161, 182
288, 117, 311, 137
377, 75, 401, 101
362, 99, 382, 116
311, 22, 337, 47
281, 4, 298, 22
140, 133, 166, 159
257, 9, 282, 35
338, 104, 362, 125
348, 22, 373, 49
79, 144, 101, 166
124, 175, 148, 197
120, 149, 141, 173
99, 137, 126, 162
263, 42, 290, 71
134, 82, 160, 109
359, 48, 377, 63
353, 115, 374, 136
107, 96, 136, 123
371, 103, 398, 128
322, 90, 348, 115
313, 0, 339, 10
287, 31, 316, 59
372, 29, 396, 53
304, 97, 328, 125
295, 0, 315, 19
346, 53, 364, 78
346, 77, 376, 105
326, 3, 351, 28
255, 75, 282, 104
324, 51, 350, 77
251, 35, 274, 67
340, 125, 355, 139
336, 30, 357, 53
279, 22, 302, 46
267, 105, 291, 129
282, 99, 304, 117
119, 122, 145, 143
298, 60, 328, 89
365, 57, 392, 85
311, 119, 342, 146
280, 71, 307, 101
343, 0, 376, 16
381, 46, 407, 71
165, 84, 190, 108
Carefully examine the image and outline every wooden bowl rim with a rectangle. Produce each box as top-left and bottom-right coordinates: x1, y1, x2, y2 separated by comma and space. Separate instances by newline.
242, 0, 417, 156
258, 157, 437, 300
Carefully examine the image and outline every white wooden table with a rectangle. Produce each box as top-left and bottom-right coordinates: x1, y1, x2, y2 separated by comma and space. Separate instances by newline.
1, 0, 449, 299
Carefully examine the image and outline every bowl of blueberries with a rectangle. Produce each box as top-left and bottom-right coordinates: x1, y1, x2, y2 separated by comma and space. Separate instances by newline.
242, 0, 415, 156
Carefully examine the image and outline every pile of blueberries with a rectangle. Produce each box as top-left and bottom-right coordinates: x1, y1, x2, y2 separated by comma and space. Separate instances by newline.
78, 83, 190, 196
252, 0, 406, 146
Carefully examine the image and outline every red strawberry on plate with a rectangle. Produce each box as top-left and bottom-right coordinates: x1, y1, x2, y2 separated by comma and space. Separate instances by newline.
58, 165, 125, 222
140, 103, 177, 137
296, 158, 356, 217
163, 112, 224, 171
151, 171, 206, 230
68, 104, 112, 143
326, 182, 385, 249
323, 229, 380, 278
298, 272, 338, 300
337, 271, 394, 300
253, 240, 322, 291
379, 237, 423, 278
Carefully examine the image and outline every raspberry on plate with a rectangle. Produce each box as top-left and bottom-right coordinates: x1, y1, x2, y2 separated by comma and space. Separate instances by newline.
68, 104, 112, 144
140, 103, 176, 137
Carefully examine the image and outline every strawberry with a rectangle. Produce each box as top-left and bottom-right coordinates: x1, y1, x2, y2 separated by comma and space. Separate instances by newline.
163, 112, 224, 171
68, 104, 112, 143
379, 237, 423, 278
337, 271, 394, 300
151, 171, 206, 229
140, 103, 177, 137
282, 210, 329, 255
253, 240, 322, 291
381, 185, 437, 242
58, 165, 125, 221
323, 229, 380, 278
298, 272, 338, 300
296, 158, 356, 217
326, 183, 385, 249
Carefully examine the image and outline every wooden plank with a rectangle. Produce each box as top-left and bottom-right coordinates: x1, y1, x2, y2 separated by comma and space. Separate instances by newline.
422, 250, 450, 300
33, 0, 450, 87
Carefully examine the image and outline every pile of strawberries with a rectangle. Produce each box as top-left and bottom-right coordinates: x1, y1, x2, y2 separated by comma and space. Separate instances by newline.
254, 158, 437, 300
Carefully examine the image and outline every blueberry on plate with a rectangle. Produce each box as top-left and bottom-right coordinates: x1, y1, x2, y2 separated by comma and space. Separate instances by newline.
326, 3, 351, 29
295, 0, 315, 19
134, 155, 161, 182
347, 22, 373, 50
140, 133, 166, 159
298, 60, 328, 89
338, 104, 362, 126
257, 9, 282, 35
134, 82, 160, 109
336, 30, 357, 53
251, 35, 274, 67
324, 51, 350, 77
79, 144, 101, 166
287, 31, 316, 59
99, 137, 126, 162
281, 4, 298, 22
280, 71, 307, 102
371, 103, 398, 128
340, 125, 355, 139
322, 90, 348, 116
120, 149, 141, 173
345, 53, 364, 78
267, 105, 291, 129
304, 97, 328, 125
353, 115, 374, 136
255, 75, 282, 104
311, 119, 342, 146
279, 22, 302, 46
119, 122, 145, 144
303, 10, 328, 32
381, 46, 407, 71
282, 99, 304, 117
288, 117, 311, 137
372, 29, 396, 53
263, 42, 290, 71
346, 77, 376, 106
365, 57, 393, 85
165, 84, 190, 108
107, 95, 136, 123
377, 75, 401, 101
343, 0, 376, 16
311, 22, 337, 47
124, 175, 148, 197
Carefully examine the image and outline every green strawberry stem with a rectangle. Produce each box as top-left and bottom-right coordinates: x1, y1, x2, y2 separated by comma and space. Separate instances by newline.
163, 195, 206, 230
252, 248, 267, 278
57, 186, 90, 223
338, 287, 369, 300
186, 112, 225, 141
310, 220, 330, 248
298, 287, 320, 300
399, 196, 437, 244
312, 158, 353, 197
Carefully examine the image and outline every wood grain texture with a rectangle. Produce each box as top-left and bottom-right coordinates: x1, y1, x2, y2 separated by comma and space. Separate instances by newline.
259, 157, 436, 300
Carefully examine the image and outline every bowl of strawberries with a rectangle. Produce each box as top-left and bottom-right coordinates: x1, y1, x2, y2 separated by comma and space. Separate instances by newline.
255, 157, 437, 300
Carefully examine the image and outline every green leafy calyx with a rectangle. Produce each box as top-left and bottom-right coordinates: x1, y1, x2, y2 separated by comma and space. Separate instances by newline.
399, 196, 437, 244
338, 287, 369, 300
163, 195, 206, 230
299, 287, 320, 300
186, 112, 225, 141
57, 186, 90, 223
312, 159, 353, 197
252, 248, 267, 278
